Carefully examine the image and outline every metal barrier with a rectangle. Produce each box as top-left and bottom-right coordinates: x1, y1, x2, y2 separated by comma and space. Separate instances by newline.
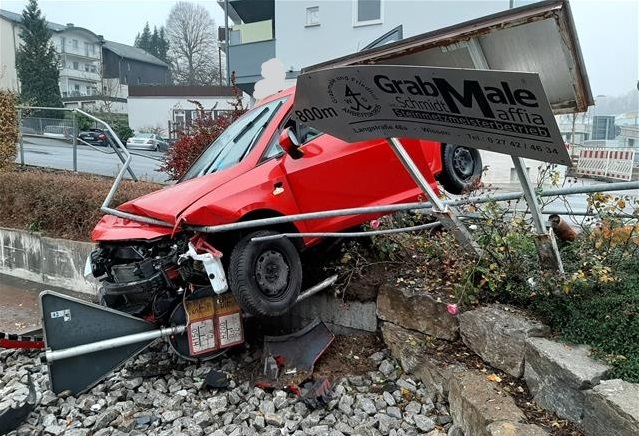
576, 148, 636, 181
16, 106, 167, 181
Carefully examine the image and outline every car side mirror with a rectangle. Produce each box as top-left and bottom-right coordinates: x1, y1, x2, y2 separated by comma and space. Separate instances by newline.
278, 127, 304, 159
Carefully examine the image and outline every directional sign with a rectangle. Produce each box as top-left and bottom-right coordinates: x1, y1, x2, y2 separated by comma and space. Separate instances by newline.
293, 65, 571, 165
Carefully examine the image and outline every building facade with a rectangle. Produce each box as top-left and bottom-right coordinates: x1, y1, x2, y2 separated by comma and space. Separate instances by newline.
0, 9, 168, 115
127, 85, 243, 136
54, 24, 103, 98
220, 0, 523, 95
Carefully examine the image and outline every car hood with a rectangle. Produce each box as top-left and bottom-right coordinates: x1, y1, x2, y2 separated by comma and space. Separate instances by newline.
117, 168, 243, 224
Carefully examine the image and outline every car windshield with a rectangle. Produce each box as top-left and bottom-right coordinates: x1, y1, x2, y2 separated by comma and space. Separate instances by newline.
135, 133, 153, 138
181, 98, 287, 181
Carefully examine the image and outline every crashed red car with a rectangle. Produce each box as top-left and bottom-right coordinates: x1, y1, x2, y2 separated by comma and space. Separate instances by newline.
88, 86, 481, 322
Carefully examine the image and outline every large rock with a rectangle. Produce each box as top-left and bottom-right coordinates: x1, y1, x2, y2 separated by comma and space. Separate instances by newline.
581, 379, 639, 436
377, 284, 459, 341
381, 322, 461, 397
459, 305, 549, 377
486, 422, 549, 435
524, 338, 610, 423
449, 371, 525, 436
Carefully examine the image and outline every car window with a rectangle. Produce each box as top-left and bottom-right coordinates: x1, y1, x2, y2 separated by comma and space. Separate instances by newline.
181, 98, 287, 181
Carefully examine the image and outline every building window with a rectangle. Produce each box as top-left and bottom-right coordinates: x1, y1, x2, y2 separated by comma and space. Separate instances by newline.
127, 63, 131, 72
72, 39, 78, 49
354, 0, 382, 26
90, 64, 97, 73
84, 42, 90, 56
73, 61, 79, 70
306, 6, 320, 26
85, 63, 90, 72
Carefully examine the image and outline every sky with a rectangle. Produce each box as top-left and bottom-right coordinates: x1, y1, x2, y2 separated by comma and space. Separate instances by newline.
1, 0, 637, 98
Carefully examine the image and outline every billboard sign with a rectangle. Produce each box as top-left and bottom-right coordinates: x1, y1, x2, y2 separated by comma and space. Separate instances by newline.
293, 65, 571, 165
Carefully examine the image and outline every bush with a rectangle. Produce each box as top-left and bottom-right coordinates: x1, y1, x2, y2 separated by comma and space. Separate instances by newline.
0, 90, 19, 172
0, 168, 161, 240
112, 121, 134, 143
161, 82, 246, 180
357, 183, 639, 381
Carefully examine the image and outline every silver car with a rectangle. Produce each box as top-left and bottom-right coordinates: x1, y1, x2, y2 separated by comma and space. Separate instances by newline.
126, 133, 168, 152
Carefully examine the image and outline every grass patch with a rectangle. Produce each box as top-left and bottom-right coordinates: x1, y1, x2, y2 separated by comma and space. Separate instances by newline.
532, 257, 639, 382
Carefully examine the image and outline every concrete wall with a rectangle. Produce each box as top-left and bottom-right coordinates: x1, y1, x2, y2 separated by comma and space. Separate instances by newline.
0, 227, 97, 295
127, 95, 239, 133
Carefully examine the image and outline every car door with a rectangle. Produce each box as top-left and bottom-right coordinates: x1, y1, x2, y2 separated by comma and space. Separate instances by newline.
281, 125, 436, 233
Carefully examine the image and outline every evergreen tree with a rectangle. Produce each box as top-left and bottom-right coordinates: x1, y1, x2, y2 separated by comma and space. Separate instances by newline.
157, 27, 169, 63
15, 0, 63, 117
150, 27, 159, 56
135, 22, 152, 52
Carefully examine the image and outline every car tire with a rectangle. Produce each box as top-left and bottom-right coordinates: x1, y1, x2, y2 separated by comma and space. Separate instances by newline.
438, 144, 482, 195
229, 230, 302, 317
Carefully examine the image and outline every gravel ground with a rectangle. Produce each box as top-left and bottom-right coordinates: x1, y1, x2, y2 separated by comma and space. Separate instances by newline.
0, 340, 458, 436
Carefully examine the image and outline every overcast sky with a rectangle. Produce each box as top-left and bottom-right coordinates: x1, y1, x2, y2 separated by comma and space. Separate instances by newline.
2, 0, 637, 98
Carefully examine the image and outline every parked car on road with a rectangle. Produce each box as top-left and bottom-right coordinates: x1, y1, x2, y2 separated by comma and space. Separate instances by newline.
126, 133, 168, 151
88, 86, 482, 329
78, 128, 109, 147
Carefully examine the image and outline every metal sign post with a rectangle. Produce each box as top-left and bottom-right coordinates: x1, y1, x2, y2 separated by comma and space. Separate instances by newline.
292, 64, 570, 263
387, 137, 481, 256
466, 36, 564, 272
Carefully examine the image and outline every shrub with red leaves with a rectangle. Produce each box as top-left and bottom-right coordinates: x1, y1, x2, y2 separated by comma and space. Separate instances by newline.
160, 81, 246, 180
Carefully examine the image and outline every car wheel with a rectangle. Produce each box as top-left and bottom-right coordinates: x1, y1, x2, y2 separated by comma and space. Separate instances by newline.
438, 144, 482, 194
229, 230, 302, 317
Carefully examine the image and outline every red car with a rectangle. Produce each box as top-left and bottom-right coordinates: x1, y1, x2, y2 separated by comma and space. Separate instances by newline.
88, 86, 481, 323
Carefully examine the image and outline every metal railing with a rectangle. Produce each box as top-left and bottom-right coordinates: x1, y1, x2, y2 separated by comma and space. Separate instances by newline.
16, 106, 170, 181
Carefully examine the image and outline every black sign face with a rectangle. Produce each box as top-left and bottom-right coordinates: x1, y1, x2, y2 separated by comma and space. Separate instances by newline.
293, 65, 571, 165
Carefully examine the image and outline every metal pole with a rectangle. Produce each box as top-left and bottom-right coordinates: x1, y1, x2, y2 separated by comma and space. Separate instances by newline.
386, 138, 481, 256
513, 156, 564, 273
182, 181, 639, 236
72, 111, 78, 172
75, 108, 137, 181
18, 108, 24, 166
251, 221, 442, 241
218, 46, 223, 85
225, 0, 230, 86
45, 325, 186, 363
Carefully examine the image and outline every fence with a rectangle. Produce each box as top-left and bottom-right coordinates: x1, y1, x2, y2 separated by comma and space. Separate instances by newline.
576, 148, 636, 181
16, 106, 167, 183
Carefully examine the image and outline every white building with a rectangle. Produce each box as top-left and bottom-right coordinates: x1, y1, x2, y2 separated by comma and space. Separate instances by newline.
53, 24, 103, 99
127, 86, 246, 137
0, 9, 167, 117
0, 10, 103, 96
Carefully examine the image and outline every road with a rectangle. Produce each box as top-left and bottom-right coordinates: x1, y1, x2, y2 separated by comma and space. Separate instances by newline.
0, 274, 92, 334
17, 136, 170, 183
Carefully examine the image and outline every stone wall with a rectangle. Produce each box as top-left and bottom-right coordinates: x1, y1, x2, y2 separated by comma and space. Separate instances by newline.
378, 286, 639, 436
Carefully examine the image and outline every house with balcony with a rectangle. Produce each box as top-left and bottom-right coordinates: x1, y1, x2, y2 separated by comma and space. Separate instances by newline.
63, 41, 169, 114
218, 0, 524, 95
54, 24, 104, 99
0, 9, 168, 115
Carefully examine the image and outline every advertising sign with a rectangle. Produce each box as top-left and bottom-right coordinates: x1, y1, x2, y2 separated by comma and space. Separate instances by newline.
293, 65, 571, 165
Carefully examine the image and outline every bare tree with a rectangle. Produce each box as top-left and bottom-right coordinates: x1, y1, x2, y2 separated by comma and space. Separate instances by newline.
166, 2, 220, 85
